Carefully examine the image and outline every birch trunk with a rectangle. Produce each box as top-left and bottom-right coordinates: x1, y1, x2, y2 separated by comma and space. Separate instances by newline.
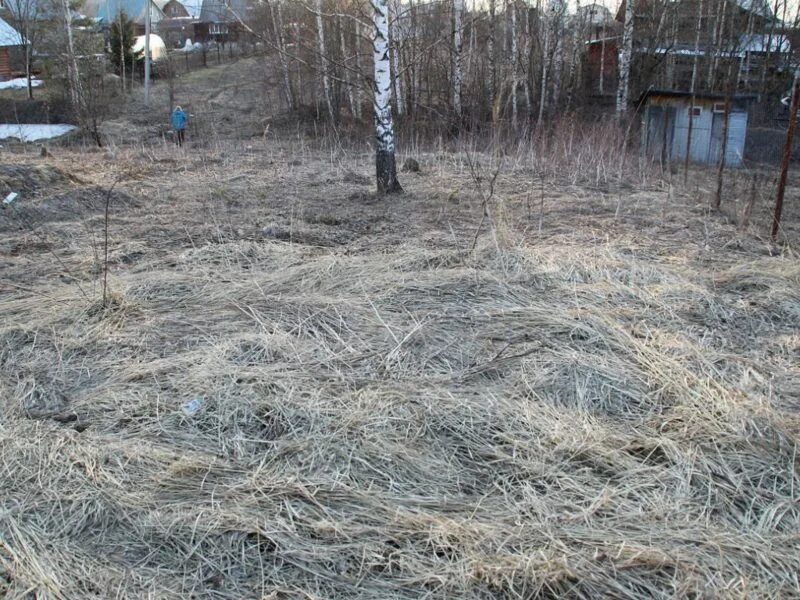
451, 0, 464, 117
24, 24, 34, 99
410, 0, 419, 112
466, 10, 476, 85
315, 0, 335, 121
616, 0, 634, 116
338, 15, 357, 118
565, 2, 582, 111
537, 19, 549, 127
61, 0, 82, 112
511, 0, 518, 126
354, 20, 363, 119
390, 0, 404, 115
372, 0, 402, 193
523, 2, 533, 115
709, 0, 727, 90
271, 0, 295, 109
487, 0, 496, 116
551, 30, 563, 107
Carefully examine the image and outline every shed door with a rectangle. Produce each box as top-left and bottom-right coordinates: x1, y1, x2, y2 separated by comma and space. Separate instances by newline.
725, 112, 747, 167
672, 105, 712, 163
709, 111, 747, 168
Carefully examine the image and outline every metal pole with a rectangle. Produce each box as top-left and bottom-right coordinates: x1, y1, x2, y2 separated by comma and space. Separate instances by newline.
144, 0, 151, 105
773, 77, 799, 241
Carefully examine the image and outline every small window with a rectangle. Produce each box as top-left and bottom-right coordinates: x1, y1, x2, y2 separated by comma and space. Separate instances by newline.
689, 106, 702, 117
712, 102, 726, 113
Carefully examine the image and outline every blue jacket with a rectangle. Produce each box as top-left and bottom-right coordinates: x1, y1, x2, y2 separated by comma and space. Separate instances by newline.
171, 109, 187, 130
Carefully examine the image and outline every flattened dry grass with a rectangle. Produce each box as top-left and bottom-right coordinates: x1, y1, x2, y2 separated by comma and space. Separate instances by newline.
0, 145, 799, 599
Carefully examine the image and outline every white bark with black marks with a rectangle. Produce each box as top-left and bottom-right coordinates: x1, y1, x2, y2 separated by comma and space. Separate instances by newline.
372, 0, 402, 193
617, 0, 634, 115
315, 0, 335, 121
451, 0, 464, 117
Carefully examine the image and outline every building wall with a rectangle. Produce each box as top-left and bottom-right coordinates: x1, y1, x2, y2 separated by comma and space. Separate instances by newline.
0, 47, 11, 80
644, 96, 748, 167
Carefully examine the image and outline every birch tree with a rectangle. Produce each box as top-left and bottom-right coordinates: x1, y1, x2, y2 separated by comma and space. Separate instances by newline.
60, 0, 82, 112
372, 0, 402, 193
451, 0, 464, 118
390, 0, 404, 115
616, 0, 634, 116
487, 0, 497, 116
270, 0, 295, 110
315, 0, 335, 120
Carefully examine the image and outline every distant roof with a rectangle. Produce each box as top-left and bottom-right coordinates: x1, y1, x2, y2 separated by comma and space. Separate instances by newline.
0, 17, 24, 47
642, 89, 759, 102
180, 0, 202, 18
2, 0, 56, 20
734, 0, 776, 20
82, 0, 165, 24
198, 0, 248, 23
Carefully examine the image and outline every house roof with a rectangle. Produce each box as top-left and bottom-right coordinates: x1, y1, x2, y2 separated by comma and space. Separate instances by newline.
180, 0, 203, 18
0, 17, 24, 47
2, 0, 58, 21
641, 89, 759, 102
82, 0, 165, 25
198, 0, 248, 24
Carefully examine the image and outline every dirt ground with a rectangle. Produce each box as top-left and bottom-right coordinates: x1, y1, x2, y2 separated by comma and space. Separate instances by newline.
1, 58, 799, 599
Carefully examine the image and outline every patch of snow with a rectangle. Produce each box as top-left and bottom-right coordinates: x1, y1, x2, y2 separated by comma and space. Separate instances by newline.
0, 77, 43, 90
0, 124, 77, 142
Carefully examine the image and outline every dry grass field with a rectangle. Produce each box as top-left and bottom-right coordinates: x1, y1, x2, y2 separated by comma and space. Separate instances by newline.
1, 58, 799, 599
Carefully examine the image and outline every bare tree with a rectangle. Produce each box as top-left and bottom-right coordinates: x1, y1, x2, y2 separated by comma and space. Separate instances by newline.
5, 0, 44, 100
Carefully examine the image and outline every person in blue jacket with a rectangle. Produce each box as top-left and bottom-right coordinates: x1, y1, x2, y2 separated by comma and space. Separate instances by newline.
171, 105, 187, 147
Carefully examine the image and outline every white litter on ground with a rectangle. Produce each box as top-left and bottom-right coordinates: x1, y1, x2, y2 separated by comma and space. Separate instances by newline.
0, 124, 77, 142
0, 77, 43, 90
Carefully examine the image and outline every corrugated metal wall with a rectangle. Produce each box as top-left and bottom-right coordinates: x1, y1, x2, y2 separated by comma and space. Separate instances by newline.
644, 97, 748, 167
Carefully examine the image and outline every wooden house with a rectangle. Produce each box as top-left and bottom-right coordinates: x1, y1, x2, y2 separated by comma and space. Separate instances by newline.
194, 0, 248, 43
0, 17, 23, 80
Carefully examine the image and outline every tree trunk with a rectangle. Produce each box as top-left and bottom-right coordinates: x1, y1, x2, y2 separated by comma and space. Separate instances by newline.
338, 15, 357, 119
713, 75, 733, 209
354, 20, 363, 120
315, 0, 335, 121
511, 0, 518, 126
372, 0, 402, 193
451, 0, 464, 118
487, 0, 496, 117
537, 17, 548, 127
390, 0, 404, 116
25, 29, 34, 100
684, 0, 703, 183
599, 21, 606, 94
61, 0, 82, 112
617, 0, 634, 116
271, 0, 295, 110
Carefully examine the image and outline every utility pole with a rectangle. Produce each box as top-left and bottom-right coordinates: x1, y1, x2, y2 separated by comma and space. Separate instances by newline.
144, 0, 151, 105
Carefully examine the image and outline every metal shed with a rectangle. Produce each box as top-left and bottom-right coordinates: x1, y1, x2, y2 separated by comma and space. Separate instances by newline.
641, 90, 755, 167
